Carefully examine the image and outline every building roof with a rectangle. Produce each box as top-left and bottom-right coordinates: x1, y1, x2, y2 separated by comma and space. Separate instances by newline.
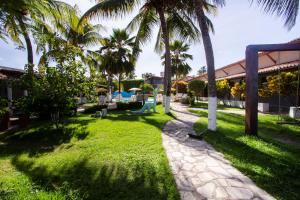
190, 39, 300, 82
0, 66, 24, 80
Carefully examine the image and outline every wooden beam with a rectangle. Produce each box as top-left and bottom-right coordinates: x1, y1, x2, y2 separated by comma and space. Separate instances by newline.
239, 63, 245, 70
266, 53, 276, 64
222, 69, 229, 76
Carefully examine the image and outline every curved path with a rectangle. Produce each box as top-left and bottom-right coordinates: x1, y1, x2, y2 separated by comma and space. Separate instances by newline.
162, 103, 275, 200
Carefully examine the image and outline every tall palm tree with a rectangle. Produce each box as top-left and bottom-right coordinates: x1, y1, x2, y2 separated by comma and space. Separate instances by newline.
99, 29, 136, 97
162, 40, 192, 93
81, 0, 200, 113
183, 0, 224, 131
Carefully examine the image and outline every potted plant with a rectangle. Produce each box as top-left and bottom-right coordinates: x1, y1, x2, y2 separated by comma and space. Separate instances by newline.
0, 98, 9, 131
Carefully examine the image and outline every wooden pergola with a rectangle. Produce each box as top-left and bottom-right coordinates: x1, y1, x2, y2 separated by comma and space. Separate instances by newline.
245, 43, 300, 135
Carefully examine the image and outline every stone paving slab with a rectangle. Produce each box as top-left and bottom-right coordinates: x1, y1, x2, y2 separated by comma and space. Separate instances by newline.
162, 103, 275, 200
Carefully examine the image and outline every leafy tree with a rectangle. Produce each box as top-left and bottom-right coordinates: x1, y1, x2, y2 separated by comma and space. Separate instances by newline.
197, 66, 207, 75
231, 81, 246, 100
216, 79, 230, 100
172, 81, 188, 93
142, 73, 155, 81
259, 72, 298, 97
188, 80, 206, 99
142, 83, 154, 94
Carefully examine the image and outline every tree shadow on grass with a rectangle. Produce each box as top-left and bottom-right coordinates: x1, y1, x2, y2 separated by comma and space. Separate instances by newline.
0, 118, 95, 157
9, 156, 179, 200
192, 110, 300, 200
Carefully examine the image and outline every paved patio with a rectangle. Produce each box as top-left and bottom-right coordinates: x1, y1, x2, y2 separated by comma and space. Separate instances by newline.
162, 103, 275, 200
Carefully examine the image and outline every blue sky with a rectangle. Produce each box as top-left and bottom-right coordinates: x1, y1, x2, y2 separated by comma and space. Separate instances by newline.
0, 0, 299, 77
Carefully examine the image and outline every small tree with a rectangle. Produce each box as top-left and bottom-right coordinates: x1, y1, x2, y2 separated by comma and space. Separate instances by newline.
172, 81, 188, 94
142, 84, 154, 94
188, 80, 206, 100
259, 72, 298, 97
231, 81, 246, 100
216, 79, 230, 100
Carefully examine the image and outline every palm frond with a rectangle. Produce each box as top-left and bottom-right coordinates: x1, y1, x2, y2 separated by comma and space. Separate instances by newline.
251, 0, 299, 29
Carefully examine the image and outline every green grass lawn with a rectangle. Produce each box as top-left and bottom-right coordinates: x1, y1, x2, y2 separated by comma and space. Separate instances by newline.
191, 101, 242, 110
0, 105, 179, 200
190, 109, 300, 200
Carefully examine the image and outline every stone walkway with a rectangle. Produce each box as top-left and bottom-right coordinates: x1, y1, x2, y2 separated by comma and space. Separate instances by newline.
162, 103, 275, 200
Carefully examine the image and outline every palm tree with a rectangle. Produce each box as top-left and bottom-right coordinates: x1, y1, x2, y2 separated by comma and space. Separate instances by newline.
34, 9, 102, 70
251, 0, 299, 29
99, 29, 136, 98
0, 0, 74, 73
81, 0, 200, 113
183, 0, 224, 131
162, 40, 192, 93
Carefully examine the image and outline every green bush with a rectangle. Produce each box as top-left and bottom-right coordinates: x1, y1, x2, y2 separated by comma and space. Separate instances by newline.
117, 102, 143, 110
19, 61, 95, 121
142, 83, 154, 94
188, 80, 206, 97
0, 98, 8, 118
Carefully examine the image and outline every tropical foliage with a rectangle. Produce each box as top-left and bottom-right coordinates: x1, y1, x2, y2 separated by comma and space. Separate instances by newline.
259, 71, 299, 97
82, 0, 200, 113
231, 81, 246, 100
216, 79, 230, 99
188, 80, 206, 98
96, 29, 136, 94
172, 81, 188, 94
168, 40, 193, 80
0, 98, 8, 118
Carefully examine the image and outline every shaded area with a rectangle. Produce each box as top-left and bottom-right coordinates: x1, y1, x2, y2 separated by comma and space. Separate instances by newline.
192, 109, 300, 200
8, 157, 178, 200
0, 118, 93, 157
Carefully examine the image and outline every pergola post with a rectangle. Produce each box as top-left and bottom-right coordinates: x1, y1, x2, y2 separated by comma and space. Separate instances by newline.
245, 46, 258, 135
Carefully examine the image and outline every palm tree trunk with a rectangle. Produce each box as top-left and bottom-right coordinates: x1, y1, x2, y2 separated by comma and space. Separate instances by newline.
158, 8, 172, 113
118, 74, 121, 101
18, 17, 34, 73
194, 0, 217, 131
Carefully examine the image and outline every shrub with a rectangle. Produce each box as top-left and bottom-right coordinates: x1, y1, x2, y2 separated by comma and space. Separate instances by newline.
142, 83, 154, 94
19, 61, 95, 122
188, 80, 206, 97
259, 72, 298, 97
231, 81, 246, 100
172, 81, 188, 93
216, 79, 230, 99
0, 98, 8, 118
